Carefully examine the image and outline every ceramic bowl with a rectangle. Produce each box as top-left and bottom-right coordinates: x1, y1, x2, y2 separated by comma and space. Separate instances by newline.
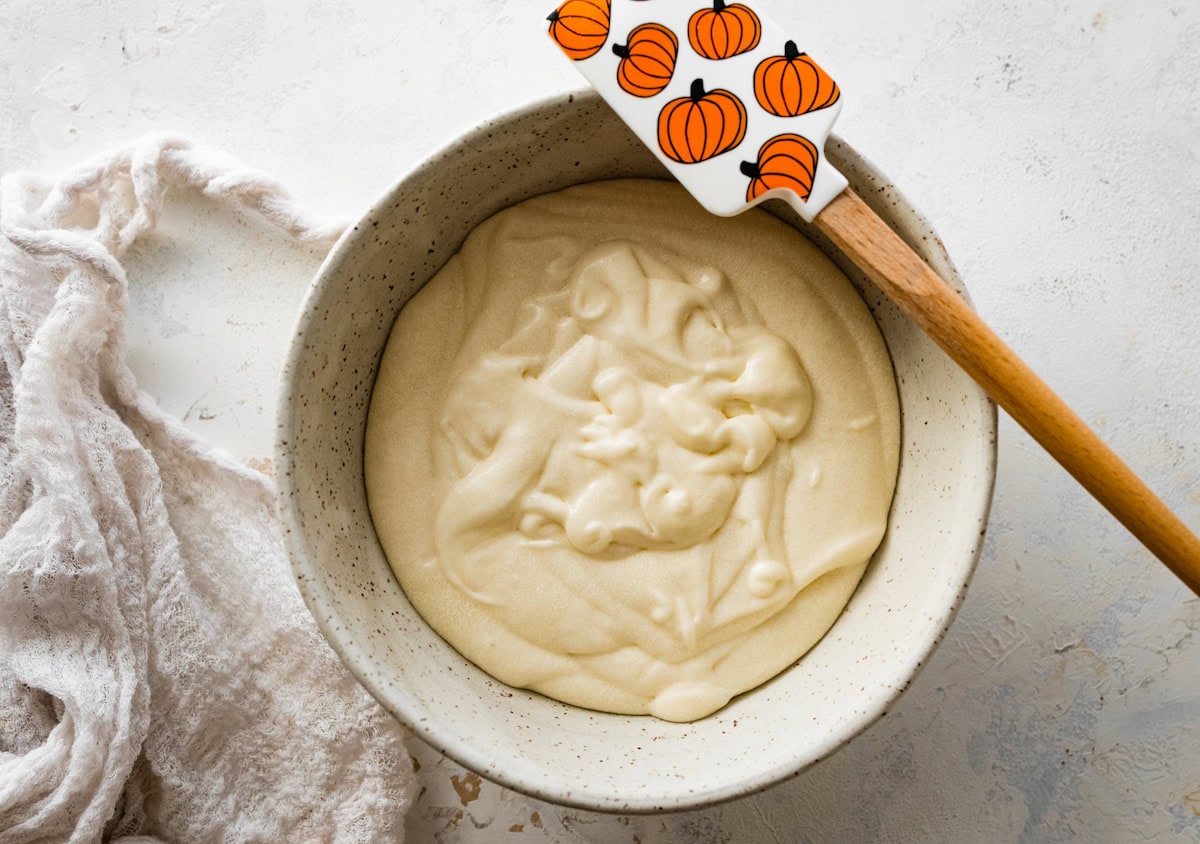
276, 89, 996, 813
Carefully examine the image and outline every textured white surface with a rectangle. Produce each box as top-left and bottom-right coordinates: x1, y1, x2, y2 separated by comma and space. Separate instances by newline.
2, 0, 1198, 840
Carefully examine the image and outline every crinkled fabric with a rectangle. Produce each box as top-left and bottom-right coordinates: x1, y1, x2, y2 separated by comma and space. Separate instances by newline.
0, 135, 415, 843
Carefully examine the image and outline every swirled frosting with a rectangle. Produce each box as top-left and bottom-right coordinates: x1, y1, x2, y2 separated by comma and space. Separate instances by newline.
365, 180, 899, 722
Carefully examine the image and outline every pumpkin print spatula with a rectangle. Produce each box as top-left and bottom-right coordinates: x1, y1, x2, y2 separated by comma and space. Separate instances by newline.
547, 0, 1200, 594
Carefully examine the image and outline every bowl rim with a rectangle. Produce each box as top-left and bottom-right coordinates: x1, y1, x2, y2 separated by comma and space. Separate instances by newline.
276, 86, 998, 813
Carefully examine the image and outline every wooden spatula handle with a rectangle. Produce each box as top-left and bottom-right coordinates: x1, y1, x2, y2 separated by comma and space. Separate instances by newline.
815, 188, 1200, 595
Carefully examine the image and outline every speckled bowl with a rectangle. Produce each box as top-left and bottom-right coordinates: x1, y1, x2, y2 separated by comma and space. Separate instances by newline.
276, 89, 997, 813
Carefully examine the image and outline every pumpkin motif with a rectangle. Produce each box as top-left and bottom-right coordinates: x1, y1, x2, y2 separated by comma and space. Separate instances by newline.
753, 41, 840, 117
658, 79, 748, 164
740, 133, 819, 203
687, 0, 761, 61
547, 0, 612, 61
614, 23, 679, 98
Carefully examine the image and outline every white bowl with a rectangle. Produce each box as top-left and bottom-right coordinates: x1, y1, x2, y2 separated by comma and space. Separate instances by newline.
276, 89, 996, 813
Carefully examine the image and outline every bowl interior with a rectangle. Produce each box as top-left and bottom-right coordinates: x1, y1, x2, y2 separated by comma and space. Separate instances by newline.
276, 90, 996, 813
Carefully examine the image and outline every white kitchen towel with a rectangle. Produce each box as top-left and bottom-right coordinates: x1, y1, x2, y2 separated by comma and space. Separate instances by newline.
0, 135, 415, 842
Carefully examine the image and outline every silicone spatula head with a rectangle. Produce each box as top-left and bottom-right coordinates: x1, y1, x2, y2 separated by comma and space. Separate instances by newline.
547, 0, 846, 221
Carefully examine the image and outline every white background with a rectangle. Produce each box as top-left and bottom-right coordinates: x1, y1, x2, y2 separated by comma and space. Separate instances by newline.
2, 0, 1198, 840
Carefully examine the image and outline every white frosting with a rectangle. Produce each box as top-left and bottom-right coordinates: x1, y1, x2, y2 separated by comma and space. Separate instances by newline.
365, 180, 900, 722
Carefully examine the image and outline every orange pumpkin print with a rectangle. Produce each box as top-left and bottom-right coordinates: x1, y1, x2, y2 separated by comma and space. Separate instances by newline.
658, 79, 748, 164
613, 23, 679, 98
687, 0, 761, 61
547, 0, 612, 61
741, 133, 819, 203
753, 41, 840, 117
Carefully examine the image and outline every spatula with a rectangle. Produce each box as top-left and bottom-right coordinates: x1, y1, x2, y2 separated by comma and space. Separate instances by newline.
546, 0, 1200, 594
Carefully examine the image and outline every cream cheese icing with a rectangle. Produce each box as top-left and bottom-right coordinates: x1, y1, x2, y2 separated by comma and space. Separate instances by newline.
365, 179, 900, 722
